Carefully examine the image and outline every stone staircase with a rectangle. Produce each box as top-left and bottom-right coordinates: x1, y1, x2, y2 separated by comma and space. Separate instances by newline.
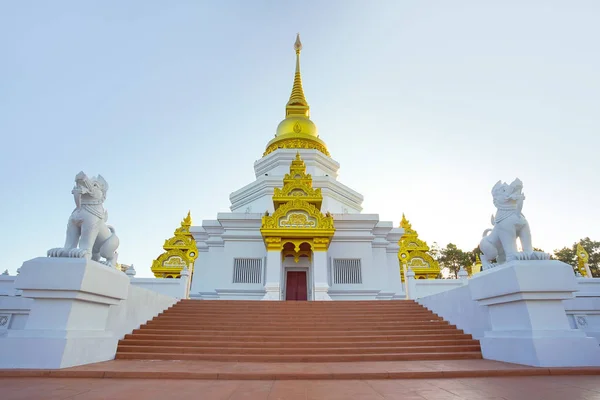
116, 300, 482, 362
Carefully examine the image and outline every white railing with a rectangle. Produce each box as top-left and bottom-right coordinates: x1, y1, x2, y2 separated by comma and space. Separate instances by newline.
127, 266, 191, 299
404, 267, 467, 300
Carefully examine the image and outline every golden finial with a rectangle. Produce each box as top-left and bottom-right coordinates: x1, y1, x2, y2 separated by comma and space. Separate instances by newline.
286, 33, 309, 117
400, 214, 411, 230
177, 211, 192, 233
182, 210, 192, 226
294, 32, 302, 53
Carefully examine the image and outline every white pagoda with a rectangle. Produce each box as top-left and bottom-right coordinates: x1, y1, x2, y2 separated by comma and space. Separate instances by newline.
189, 35, 405, 301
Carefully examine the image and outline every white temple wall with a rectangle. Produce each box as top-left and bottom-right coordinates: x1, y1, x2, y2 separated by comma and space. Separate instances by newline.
320, 191, 361, 214
253, 149, 339, 179
231, 186, 361, 215
190, 240, 267, 299
327, 241, 374, 286
386, 251, 404, 298
231, 194, 274, 214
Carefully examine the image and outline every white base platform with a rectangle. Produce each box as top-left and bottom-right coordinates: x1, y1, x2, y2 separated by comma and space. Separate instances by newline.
470, 260, 600, 367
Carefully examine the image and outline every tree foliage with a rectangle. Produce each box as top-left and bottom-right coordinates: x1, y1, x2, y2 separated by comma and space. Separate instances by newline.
438, 243, 472, 279
553, 237, 600, 277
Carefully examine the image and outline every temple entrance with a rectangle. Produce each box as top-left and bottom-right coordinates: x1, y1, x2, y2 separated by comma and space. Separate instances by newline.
285, 270, 308, 301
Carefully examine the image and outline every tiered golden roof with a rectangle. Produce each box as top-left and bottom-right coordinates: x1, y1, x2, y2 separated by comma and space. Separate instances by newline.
398, 214, 441, 281
261, 153, 334, 259
151, 211, 199, 278
263, 34, 330, 157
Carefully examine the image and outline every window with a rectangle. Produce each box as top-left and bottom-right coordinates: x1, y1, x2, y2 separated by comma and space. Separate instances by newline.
232, 258, 263, 284
332, 258, 362, 284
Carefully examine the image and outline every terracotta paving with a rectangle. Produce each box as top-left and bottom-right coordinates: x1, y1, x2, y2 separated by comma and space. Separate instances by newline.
3, 375, 600, 399
2, 359, 600, 380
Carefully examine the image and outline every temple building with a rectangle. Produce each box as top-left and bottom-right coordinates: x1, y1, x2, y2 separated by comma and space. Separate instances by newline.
188, 35, 405, 300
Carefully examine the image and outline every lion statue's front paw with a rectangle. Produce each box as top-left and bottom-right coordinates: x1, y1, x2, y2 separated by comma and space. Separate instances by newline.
67, 248, 91, 259
47, 248, 66, 257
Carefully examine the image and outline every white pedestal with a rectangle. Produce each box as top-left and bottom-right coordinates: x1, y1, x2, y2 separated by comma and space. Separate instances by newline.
0, 257, 129, 369
469, 260, 600, 367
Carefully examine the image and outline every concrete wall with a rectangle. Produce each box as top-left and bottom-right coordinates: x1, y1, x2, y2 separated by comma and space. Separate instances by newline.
0, 263, 178, 369
130, 277, 187, 299
107, 284, 177, 340
564, 278, 600, 342
0, 275, 18, 296
413, 279, 464, 299
418, 285, 492, 339
418, 277, 600, 343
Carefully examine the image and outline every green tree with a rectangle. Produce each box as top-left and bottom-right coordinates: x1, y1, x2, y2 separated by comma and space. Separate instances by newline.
439, 243, 472, 279
553, 238, 600, 277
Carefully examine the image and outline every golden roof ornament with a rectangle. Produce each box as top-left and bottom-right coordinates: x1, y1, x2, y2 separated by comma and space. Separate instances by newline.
263, 34, 330, 157
261, 153, 334, 257
577, 243, 590, 277
151, 211, 199, 278
398, 215, 440, 281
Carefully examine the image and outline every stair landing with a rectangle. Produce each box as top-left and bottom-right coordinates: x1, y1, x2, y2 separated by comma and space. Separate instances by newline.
2, 359, 600, 380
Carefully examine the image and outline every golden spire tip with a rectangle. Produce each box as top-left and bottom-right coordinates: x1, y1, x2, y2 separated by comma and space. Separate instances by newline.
294, 33, 302, 53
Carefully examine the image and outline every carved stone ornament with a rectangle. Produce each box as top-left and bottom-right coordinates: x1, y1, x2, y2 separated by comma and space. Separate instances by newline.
0, 314, 10, 328
479, 178, 550, 270
47, 171, 120, 267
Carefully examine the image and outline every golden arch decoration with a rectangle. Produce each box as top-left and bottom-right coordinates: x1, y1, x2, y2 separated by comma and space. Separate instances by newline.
261, 153, 334, 253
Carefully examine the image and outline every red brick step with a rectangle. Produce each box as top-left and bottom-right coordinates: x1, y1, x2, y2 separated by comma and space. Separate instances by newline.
115, 300, 481, 363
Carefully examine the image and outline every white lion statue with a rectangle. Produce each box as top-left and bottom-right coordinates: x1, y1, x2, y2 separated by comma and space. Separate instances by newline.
479, 178, 549, 270
48, 171, 119, 267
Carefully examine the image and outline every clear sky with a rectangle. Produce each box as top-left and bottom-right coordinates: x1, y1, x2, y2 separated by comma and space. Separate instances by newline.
1, 1, 599, 277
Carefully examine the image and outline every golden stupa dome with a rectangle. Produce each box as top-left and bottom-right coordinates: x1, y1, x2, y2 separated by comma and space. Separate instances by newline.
263, 34, 330, 157
275, 116, 318, 137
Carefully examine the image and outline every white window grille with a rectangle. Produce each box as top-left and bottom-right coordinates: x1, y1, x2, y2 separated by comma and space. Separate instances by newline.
333, 258, 362, 284
232, 258, 263, 284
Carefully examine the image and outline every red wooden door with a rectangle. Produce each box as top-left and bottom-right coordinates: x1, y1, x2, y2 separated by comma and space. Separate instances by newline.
285, 271, 307, 301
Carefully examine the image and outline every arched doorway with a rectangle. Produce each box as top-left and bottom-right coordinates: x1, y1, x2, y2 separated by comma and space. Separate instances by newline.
281, 241, 312, 301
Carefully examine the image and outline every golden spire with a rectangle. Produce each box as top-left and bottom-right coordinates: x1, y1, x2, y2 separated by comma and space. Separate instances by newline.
263, 34, 329, 157
286, 33, 310, 118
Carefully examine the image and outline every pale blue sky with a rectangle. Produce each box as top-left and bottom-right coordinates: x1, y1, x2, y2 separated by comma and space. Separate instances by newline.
1, 1, 599, 277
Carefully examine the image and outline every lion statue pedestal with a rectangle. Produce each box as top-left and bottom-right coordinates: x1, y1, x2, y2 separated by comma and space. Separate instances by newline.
47, 171, 119, 267
469, 260, 600, 366
0, 256, 129, 369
